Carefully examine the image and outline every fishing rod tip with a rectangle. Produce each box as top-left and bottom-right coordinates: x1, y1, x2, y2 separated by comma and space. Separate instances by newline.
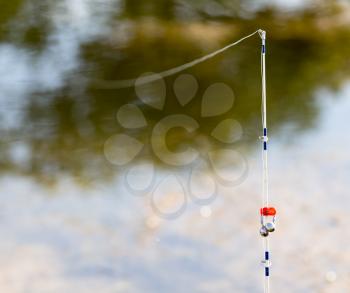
258, 29, 266, 40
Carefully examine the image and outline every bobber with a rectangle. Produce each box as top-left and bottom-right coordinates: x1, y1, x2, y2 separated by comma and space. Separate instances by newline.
259, 225, 269, 237
260, 207, 276, 216
259, 206, 277, 236
265, 222, 275, 232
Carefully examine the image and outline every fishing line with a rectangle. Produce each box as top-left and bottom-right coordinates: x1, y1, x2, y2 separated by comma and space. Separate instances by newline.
92, 29, 260, 89
94, 29, 276, 292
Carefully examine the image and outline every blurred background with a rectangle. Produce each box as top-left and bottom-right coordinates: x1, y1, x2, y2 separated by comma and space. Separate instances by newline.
0, 0, 350, 292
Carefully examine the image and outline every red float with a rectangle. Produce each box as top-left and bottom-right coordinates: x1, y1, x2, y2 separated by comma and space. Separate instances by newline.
260, 207, 277, 216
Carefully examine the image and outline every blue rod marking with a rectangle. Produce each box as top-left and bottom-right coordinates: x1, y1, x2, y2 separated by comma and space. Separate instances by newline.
263, 128, 267, 136
263, 142, 267, 150
265, 251, 269, 260
262, 45, 265, 54
265, 267, 269, 277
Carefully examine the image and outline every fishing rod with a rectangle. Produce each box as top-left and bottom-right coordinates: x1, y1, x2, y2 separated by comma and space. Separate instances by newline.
258, 29, 277, 293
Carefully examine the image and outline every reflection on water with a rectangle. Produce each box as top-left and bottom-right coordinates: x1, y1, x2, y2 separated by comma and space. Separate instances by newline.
1, 83, 350, 292
1, 0, 350, 181
0, 0, 350, 292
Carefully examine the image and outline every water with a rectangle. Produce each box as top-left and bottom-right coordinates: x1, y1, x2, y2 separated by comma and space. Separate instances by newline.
0, 0, 350, 292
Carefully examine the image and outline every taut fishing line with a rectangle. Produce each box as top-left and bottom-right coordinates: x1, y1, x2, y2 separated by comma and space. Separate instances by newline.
96, 29, 277, 292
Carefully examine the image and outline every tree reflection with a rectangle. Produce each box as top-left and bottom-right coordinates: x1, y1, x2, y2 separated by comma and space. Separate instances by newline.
0, 0, 350, 181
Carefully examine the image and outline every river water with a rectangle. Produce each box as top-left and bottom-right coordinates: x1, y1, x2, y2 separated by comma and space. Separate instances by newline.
0, 0, 349, 292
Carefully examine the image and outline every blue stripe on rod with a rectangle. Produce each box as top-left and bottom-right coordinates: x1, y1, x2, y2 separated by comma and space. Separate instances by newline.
265, 251, 269, 260
265, 267, 269, 277
264, 128, 267, 136
263, 142, 267, 150
262, 45, 265, 53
